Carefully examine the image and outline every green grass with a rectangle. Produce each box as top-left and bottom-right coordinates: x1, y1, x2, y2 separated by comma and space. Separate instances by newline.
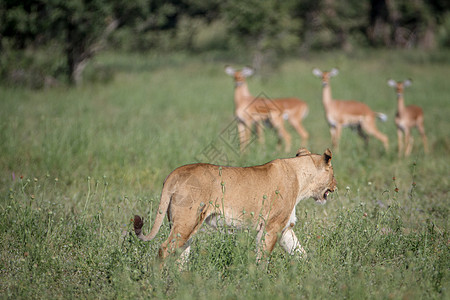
1, 50, 449, 299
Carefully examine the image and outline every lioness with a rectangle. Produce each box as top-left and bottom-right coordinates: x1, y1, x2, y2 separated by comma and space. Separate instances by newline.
134, 148, 336, 263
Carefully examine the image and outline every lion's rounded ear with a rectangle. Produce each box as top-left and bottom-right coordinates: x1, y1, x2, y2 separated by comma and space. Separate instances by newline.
296, 148, 311, 157
323, 148, 332, 165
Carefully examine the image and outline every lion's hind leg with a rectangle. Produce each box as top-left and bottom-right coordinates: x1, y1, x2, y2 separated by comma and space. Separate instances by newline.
158, 225, 196, 265
255, 221, 266, 263
158, 205, 210, 264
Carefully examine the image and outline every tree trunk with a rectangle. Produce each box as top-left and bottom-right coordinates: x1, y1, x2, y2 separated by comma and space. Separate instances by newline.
368, 0, 391, 47
66, 19, 119, 85
420, 23, 436, 50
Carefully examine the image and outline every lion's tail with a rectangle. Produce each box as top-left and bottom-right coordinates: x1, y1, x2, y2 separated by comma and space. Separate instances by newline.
134, 187, 172, 242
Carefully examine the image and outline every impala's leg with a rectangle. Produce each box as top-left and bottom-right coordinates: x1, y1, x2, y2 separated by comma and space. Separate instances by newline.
417, 118, 429, 154
404, 128, 413, 156
271, 114, 291, 152
279, 227, 306, 257
329, 126, 338, 149
362, 118, 389, 151
237, 121, 251, 152
397, 128, 404, 157
332, 125, 343, 150
288, 116, 309, 145
256, 121, 265, 145
356, 124, 369, 148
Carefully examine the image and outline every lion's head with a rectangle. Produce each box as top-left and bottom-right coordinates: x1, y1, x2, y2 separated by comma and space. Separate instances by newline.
296, 148, 337, 204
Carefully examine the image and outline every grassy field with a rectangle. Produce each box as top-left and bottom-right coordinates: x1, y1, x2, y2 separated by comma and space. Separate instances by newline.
1, 50, 449, 299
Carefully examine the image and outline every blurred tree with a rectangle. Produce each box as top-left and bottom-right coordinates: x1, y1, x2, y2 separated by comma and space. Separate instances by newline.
368, 0, 391, 47
53, 0, 152, 85
223, 0, 301, 72
368, 0, 450, 49
111, 0, 224, 52
292, 0, 321, 52
323, 0, 369, 51
387, 0, 431, 48
0, 0, 149, 85
294, 0, 369, 51
1, 0, 449, 87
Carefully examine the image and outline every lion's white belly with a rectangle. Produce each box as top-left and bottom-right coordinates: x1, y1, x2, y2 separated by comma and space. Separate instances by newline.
204, 212, 245, 229
205, 205, 298, 231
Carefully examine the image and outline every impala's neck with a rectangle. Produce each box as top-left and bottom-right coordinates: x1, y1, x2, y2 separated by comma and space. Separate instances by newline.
322, 82, 334, 108
234, 81, 253, 108
396, 92, 406, 114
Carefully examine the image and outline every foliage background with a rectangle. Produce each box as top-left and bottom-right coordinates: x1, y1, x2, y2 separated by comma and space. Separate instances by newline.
1, 0, 450, 86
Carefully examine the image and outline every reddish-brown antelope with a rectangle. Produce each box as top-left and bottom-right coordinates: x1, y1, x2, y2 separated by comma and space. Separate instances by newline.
387, 79, 428, 157
225, 66, 309, 152
312, 68, 389, 151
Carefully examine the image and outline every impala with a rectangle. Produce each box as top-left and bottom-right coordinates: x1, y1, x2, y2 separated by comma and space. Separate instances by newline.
225, 66, 309, 152
312, 68, 389, 151
387, 79, 428, 156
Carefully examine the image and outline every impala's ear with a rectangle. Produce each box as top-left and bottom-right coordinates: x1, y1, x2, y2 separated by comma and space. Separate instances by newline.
387, 79, 397, 87
241, 67, 254, 77
296, 148, 311, 157
323, 148, 332, 166
225, 66, 236, 76
312, 68, 323, 77
329, 68, 339, 77
404, 79, 412, 87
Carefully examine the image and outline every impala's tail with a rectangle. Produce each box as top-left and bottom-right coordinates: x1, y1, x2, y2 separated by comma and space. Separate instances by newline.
302, 106, 309, 120
134, 188, 172, 242
376, 112, 388, 122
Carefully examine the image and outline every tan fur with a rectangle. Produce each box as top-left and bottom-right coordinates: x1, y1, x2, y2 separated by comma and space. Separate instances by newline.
134, 148, 336, 263
387, 79, 428, 157
313, 68, 389, 151
225, 66, 309, 152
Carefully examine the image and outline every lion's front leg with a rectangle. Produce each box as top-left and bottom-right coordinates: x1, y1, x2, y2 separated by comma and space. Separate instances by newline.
279, 227, 306, 257
176, 239, 192, 270
255, 223, 282, 264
